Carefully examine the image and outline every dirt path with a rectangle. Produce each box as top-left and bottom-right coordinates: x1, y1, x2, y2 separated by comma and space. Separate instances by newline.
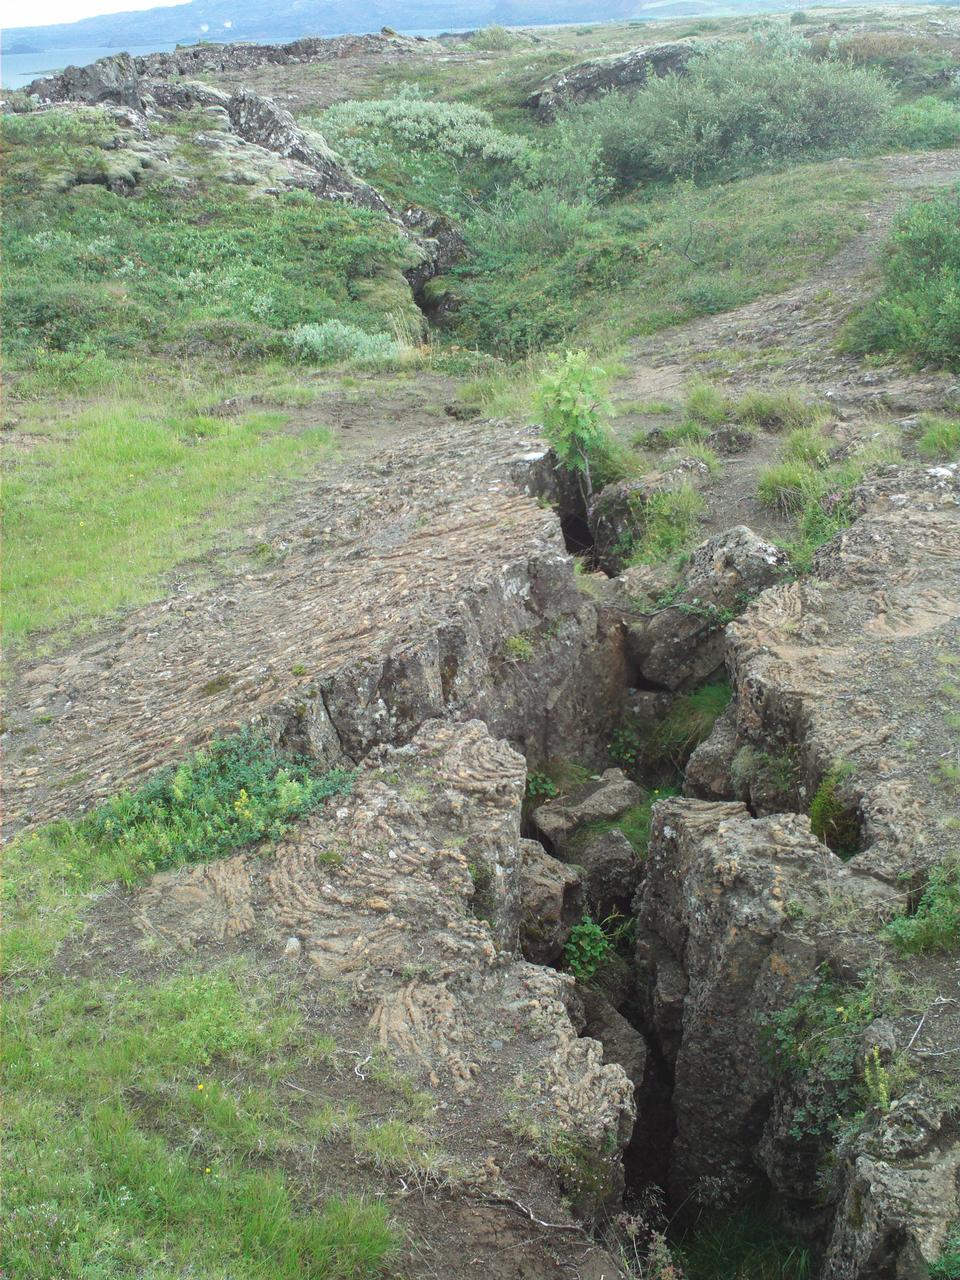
611, 148, 960, 544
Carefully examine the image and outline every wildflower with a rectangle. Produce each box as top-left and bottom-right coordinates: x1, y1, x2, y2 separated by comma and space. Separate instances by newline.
197, 1083, 204, 1091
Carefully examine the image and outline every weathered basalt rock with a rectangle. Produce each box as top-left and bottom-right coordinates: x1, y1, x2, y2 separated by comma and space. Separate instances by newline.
526, 41, 696, 120
81, 718, 635, 1233
225, 89, 393, 212
27, 51, 143, 108
635, 797, 898, 1205
627, 526, 789, 691
518, 838, 584, 965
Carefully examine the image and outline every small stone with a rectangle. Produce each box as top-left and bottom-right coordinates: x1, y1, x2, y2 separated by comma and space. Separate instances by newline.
283, 936, 301, 959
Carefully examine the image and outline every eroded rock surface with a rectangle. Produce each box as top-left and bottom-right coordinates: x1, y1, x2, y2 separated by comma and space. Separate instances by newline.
532, 768, 643, 857
627, 526, 789, 690
81, 718, 635, 1238
714, 465, 960, 882
6, 420, 630, 832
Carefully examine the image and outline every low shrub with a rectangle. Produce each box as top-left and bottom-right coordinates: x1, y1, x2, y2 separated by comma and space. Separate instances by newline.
467, 23, 520, 50
288, 320, 399, 368
565, 31, 894, 184
535, 349, 612, 499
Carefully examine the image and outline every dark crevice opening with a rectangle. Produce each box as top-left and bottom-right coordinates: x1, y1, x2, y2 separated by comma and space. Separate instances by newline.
560, 513, 595, 557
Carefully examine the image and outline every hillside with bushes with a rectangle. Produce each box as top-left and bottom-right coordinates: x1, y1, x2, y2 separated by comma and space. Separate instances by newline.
3, 10, 960, 1280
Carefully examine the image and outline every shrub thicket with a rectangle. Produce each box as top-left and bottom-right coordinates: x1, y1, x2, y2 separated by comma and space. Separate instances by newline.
565, 32, 894, 184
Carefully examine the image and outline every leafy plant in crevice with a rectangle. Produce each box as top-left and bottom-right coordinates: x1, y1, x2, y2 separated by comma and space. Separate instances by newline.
610, 683, 732, 780
564, 915, 610, 979
535, 349, 612, 501
882, 857, 960, 955
932, 1223, 960, 1279
808, 764, 860, 858
760, 970, 882, 1149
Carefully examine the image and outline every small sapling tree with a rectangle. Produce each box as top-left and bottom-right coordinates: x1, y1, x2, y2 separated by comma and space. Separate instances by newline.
535, 350, 612, 502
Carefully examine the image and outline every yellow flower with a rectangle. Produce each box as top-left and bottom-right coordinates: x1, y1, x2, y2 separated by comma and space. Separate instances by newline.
197, 1083, 204, 1091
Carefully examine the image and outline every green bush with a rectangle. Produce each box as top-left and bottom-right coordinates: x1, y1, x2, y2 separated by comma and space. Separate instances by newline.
848, 190, 960, 371
288, 320, 399, 367
467, 24, 520, 50
883, 859, 960, 954
565, 31, 893, 184
564, 916, 609, 979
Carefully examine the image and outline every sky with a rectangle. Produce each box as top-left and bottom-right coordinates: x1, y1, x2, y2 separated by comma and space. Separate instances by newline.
5, 0, 185, 27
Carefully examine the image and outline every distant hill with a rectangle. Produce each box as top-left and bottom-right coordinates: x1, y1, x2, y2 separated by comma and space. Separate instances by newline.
6, 1, 637, 55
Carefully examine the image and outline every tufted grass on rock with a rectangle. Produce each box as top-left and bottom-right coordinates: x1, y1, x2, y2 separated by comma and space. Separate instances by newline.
628, 484, 705, 566
757, 461, 825, 513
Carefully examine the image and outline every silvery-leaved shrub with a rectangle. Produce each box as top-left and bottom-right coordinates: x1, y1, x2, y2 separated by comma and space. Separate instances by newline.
287, 320, 399, 367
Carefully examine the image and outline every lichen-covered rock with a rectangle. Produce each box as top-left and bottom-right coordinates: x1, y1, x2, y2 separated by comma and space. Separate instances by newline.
226, 90, 393, 212
526, 42, 696, 120
821, 1098, 960, 1280
627, 526, 789, 691
532, 768, 643, 856
518, 838, 584, 964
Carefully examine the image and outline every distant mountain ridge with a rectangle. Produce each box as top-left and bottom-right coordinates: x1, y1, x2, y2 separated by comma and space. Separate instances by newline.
5, 0, 643, 54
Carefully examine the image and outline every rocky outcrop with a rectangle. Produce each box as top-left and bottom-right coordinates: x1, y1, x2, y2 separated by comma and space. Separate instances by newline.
627, 526, 789, 690
526, 41, 696, 121
6, 421, 631, 831
578, 829, 641, 919
224, 89, 393, 212
822, 1099, 960, 1280
635, 798, 898, 1203
702, 464, 960, 882
135, 30, 429, 78
82, 718, 636, 1230
26, 51, 143, 108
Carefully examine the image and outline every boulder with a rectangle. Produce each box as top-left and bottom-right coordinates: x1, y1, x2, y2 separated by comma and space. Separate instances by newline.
518, 839, 584, 965
526, 41, 696, 120
532, 768, 643, 856
627, 526, 789, 690
578, 828, 641, 919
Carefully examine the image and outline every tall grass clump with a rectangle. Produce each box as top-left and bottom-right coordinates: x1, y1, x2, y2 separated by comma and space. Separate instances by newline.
848, 190, 960, 371
565, 31, 894, 185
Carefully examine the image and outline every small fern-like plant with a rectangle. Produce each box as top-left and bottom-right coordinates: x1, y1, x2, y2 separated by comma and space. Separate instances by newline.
535, 350, 611, 501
